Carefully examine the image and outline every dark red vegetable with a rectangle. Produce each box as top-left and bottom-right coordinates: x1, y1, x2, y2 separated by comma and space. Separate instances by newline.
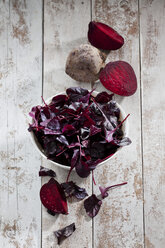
99, 61, 137, 96
99, 182, 127, 199
84, 182, 127, 218
39, 166, 56, 177
40, 178, 68, 215
95, 91, 114, 103
29, 87, 131, 179
52, 94, 68, 107
61, 181, 88, 200
88, 21, 124, 50
84, 194, 102, 218
54, 223, 76, 245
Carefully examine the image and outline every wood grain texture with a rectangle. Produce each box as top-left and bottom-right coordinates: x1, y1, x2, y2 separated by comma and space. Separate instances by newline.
92, 0, 144, 247
42, 1, 92, 247
0, 0, 164, 247
0, 0, 42, 247
140, 1, 165, 247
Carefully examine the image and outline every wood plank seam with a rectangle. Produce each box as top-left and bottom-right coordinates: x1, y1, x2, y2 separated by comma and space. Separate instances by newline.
42, 1, 92, 247
91, 1, 94, 247
91, 1, 144, 247
138, 1, 145, 247
41, 1, 44, 248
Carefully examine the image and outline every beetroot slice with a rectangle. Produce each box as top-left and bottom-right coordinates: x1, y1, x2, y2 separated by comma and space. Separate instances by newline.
99, 61, 137, 96
88, 21, 124, 50
40, 178, 68, 215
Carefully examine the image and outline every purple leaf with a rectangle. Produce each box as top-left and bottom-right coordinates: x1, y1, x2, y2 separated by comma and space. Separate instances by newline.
86, 158, 102, 170
56, 135, 69, 146
40, 119, 51, 127
43, 128, 61, 135
40, 107, 50, 121
61, 181, 88, 200
54, 223, 76, 245
66, 149, 79, 183
95, 91, 114, 103
62, 124, 76, 136
105, 114, 130, 143
91, 99, 114, 130
47, 117, 60, 130
29, 106, 41, 128
104, 129, 114, 143
113, 137, 132, 146
28, 88, 131, 180
52, 94, 68, 107
90, 125, 101, 136
84, 194, 102, 218
44, 141, 57, 155
75, 159, 91, 178
66, 87, 89, 102
90, 142, 106, 160
39, 166, 56, 177
99, 182, 127, 199
71, 149, 79, 168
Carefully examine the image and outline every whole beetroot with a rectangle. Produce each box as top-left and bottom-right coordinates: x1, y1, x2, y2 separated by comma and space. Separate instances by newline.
99, 61, 137, 96
65, 44, 107, 83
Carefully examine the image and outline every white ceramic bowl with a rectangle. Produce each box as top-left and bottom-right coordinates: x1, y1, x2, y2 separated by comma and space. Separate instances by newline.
30, 91, 129, 170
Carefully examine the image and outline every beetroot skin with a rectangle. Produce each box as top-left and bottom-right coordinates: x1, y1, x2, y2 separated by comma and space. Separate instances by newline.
88, 21, 124, 50
40, 178, 68, 214
99, 61, 137, 96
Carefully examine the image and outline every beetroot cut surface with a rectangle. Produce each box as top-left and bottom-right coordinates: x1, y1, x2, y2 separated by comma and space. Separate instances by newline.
100, 61, 137, 96
40, 178, 68, 215
88, 21, 124, 50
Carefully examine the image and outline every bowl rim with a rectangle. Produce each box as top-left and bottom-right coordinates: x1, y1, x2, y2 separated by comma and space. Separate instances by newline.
29, 90, 129, 170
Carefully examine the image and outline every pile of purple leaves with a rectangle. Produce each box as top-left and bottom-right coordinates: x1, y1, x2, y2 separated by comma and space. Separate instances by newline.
28, 87, 131, 179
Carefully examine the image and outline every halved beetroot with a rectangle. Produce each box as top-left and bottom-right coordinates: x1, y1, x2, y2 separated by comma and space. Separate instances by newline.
99, 61, 137, 96
88, 21, 124, 50
40, 178, 68, 214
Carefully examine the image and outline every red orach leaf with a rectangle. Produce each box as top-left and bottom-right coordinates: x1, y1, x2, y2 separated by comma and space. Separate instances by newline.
29, 87, 131, 179
100, 61, 137, 96
84, 194, 102, 218
99, 182, 127, 199
88, 21, 124, 50
54, 223, 76, 245
61, 181, 88, 200
39, 166, 56, 177
40, 178, 68, 215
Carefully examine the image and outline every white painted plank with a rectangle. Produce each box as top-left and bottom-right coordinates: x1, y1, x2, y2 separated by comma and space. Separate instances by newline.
92, 0, 144, 247
140, 1, 165, 247
42, 1, 92, 247
0, 0, 42, 247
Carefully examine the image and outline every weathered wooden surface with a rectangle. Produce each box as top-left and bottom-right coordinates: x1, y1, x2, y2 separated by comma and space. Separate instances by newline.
140, 0, 165, 247
0, 0, 42, 247
0, 0, 165, 247
42, 1, 92, 247
92, 0, 144, 247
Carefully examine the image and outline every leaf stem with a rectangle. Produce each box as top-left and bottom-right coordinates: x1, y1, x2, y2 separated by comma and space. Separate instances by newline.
41, 95, 48, 107
106, 182, 127, 190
